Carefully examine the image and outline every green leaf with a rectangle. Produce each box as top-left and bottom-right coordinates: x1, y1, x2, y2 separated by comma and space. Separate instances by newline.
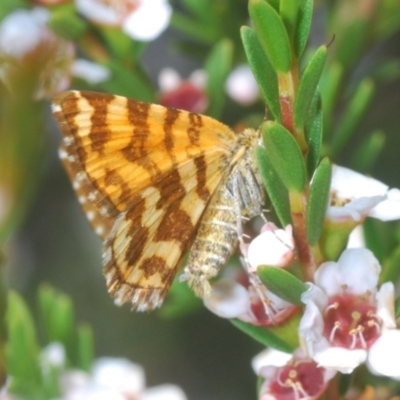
381, 245, 400, 285
0, 0, 29, 22
262, 122, 306, 193
180, 0, 213, 20
267, 0, 280, 12
38, 285, 74, 359
395, 297, 400, 319
294, 45, 327, 130
48, 4, 87, 41
248, 0, 292, 73
230, 319, 295, 353
77, 324, 94, 372
100, 62, 156, 103
159, 276, 202, 318
351, 130, 385, 172
331, 78, 374, 156
280, 0, 299, 39
335, 19, 367, 70
49, 295, 74, 351
170, 12, 217, 43
320, 62, 343, 138
6, 291, 42, 397
305, 90, 323, 175
294, 0, 313, 57
205, 39, 233, 119
241, 27, 281, 121
307, 158, 331, 245
255, 146, 291, 226
257, 266, 307, 305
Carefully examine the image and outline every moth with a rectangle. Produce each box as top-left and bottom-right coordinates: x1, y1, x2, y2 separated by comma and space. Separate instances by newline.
52, 90, 264, 311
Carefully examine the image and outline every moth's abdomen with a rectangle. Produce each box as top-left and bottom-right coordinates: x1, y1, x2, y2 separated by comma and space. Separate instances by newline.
181, 181, 239, 296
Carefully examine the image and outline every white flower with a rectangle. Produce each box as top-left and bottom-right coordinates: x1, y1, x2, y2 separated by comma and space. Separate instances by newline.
0, 8, 50, 58
60, 357, 188, 400
41, 342, 66, 371
327, 165, 400, 222
75, 0, 172, 41
346, 225, 365, 248
299, 248, 400, 377
0, 7, 74, 98
70, 59, 111, 84
247, 224, 295, 271
204, 271, 297, 326
225, 64, 259, 105
158, 68, 208, 113
252, 348, 336, 400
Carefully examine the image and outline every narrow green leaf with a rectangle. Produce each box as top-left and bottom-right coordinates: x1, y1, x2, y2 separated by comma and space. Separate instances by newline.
180, 0, 213, 20
262, 122, 307, 193
395, 297, 400, 319
77, 324, 94, 372
307, 158, 331, 245
305, 90, 322, 175
160, 276, 202, 318
335, 19, 367, 70
205, 39, 233, 119
331, 78, 374, 156
363, 218, 386, 263
320, 62, 343, 135
241, 27, 281, 121
381, 245, 400, 285
248, 0, 292, 73
48, 4, 87, 41
257, 266, 307, 305
38, 285, 74, 360
267, 0, 280, 12
49, 295, 74, 352
351, 130, 385, 172
38, 284, 56, 344
100, 62, 155, 103
294, 0, 313, 57
339, 373, 353, 397
294, 45, 327, 130
255, 146, 291, 226
6, 291, 42, 396
170, 12, 217, 43
280, 0, 299, 39
230, 319, 295, 353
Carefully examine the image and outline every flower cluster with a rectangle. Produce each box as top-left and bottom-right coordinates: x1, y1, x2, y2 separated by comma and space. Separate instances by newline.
203, 165, 400, 399
2, 342, 188, 400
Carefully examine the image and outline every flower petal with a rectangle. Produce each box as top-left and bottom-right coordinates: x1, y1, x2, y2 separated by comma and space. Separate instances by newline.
251, 348, 292, 374
203, 278, 250, 318
225, 64, 259, 105
91, 357, 145, 394
0, 8, 50, 58
71, 59, 110, 84
247, 228, 294, 270
336, 248, 380, 295
367, 330, 400, 379
375, 282, 396, 330
123, 0, 172, 41
313, 346, 367, 374
142, 384, 188, 400
331, 165, 388, 199
369, 188, 400, 221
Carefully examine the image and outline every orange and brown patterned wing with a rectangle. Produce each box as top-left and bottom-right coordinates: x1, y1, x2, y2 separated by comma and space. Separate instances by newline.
52, 90, 236, 239
104, 151, 226, 310
52, 90, 237, 309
